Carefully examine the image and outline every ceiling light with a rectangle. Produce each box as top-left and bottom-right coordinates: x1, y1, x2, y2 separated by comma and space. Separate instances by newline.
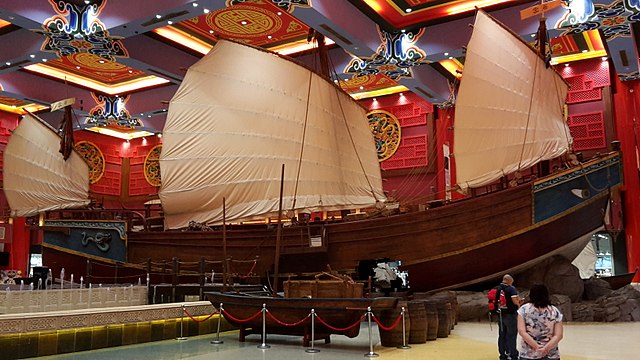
84, 0, 90, 4
581, 49, 588, 53
268, 35, 272, 39
359, 86, 364, 90
373, 98, 377, 101
192, 2, 198, 7
76, 66, 81, 69
209, 30, 214, 34
99, 60, 105, 63
401, 29, 406, 33
157, 133, 163, 138
406, 8, 412, 13
155, 14, 162, 19
601, 56, 608, 61
448, 56, 453, 60
399, 93, 404, 96
167, 20, 173, 25
565, 64, 569, 67
29, 54, 35, 58
128, 70, 133, 73
531, 34, 536, 38
277, 12, 282, 15
444, 52, 449, 56
241, 21, 247, 25
5, 62, 10, 66
42, 59, 47, 62
203, 8, 210, 13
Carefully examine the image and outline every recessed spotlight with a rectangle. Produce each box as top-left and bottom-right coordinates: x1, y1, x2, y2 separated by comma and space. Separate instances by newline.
192, 2, 198, 7
29, 54, 36, 58
401, 29, 406, 33
76, 66, 81, 69
128, 70, 133, 73
531, 34, 536, 38
157, 133, 163, 138
5, 62, 10, 66
203, 8, 210, 13
167, 20, 173, 25
581, 49, 588, 53
564, 64, 569, 67
42, 58, 47, 62
209, 30, 214, 34
448, 56, 453, 60
148, 115, 152, 118
373, 98, 377, 101
406, 8, 412, 13
399, 93, 404, 96
444, 52, 449, 56
241, 21, 247, 25
277, 11, 282, 16
601, 56, 608, 61
84, 0, 90, 4
99, 60, 105, 63
268, 35, 272, 39
156, 14, 162, 19
359, 86, 364, 90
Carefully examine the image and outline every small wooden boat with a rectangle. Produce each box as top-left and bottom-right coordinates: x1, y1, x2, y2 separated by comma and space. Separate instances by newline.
205, 291, 398, 346
600, 267, 638, 290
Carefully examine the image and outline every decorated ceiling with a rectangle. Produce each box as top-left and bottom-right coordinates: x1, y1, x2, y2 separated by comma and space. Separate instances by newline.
0, 0, 638, 136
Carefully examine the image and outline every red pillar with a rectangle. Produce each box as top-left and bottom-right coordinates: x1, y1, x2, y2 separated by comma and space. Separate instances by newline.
612, 79, 640, 280
7, 218, 30, 275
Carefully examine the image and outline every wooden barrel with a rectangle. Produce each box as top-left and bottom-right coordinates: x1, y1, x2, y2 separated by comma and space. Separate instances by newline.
378, 301, 409, 347
423, 300, 439, 341
408, 300, 427, 344
432, 299, 450, 338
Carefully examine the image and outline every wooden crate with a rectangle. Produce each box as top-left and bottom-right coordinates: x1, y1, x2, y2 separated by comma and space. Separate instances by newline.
284, 273, 363, 298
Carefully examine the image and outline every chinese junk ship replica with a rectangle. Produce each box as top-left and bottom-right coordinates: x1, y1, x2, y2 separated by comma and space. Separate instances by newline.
5, 11, 622, 295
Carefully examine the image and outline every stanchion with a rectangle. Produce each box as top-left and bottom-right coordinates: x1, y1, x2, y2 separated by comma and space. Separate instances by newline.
305, 309, 320, 353
177, 304, 188, 341
211, 302, 224, 345
257, 303, 271, 349
364, 306, 378, 358
397, 306, 411, 349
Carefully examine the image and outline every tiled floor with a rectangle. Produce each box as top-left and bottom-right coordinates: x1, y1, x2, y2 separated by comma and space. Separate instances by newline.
39, 321, 640, 359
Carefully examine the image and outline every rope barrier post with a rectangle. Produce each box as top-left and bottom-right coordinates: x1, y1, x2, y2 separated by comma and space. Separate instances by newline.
397, 306, 410, 349
211, 302, 224, 345
257, 303, 271, 349
305, 309, 320, 353
177, 304, 188, 341
364, 306, 378, 358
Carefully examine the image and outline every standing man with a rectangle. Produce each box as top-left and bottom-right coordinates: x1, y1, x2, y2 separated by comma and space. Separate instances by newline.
498, 274, 523, 360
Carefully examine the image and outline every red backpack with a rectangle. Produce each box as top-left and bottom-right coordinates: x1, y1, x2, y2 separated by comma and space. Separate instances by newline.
487, 285, 507, 314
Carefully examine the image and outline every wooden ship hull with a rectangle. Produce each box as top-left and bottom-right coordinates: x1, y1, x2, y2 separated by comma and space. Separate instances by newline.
41, 153, 622, 292
204, 291, 397, 345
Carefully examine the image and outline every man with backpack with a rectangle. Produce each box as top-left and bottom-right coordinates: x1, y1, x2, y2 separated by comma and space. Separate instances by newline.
493, 274, 523, 360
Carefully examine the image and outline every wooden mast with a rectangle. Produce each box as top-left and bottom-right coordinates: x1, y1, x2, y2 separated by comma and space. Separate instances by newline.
272, 164, 285, 296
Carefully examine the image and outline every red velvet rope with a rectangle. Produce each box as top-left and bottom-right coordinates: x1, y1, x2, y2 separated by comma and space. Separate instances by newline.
266, 310, 310, 326
183, 308, 219, 323
242, 261, 257, 278
371, 313, 402, 331
315, 313, 366, 331
222, 308, 263, 323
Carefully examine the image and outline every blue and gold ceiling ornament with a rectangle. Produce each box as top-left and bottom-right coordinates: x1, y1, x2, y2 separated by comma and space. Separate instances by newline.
345, 28, 428, 80
39, 0, 128, 61
229, 0, 309, 12
86, 92, 142, 128
555, 0, 640, 80
367, 110, 401, 162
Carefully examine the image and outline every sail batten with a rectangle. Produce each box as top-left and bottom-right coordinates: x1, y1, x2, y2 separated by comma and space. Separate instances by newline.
3, 113, 90, 217
159, 40, 385, 229
453, 11, 571, 191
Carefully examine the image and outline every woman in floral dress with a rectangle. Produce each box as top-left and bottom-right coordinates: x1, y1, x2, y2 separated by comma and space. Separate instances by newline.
517, 284, 563, 360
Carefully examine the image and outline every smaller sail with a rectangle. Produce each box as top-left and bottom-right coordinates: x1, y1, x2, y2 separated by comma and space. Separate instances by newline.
3, 113, 90, 217
453, 11, 571, 191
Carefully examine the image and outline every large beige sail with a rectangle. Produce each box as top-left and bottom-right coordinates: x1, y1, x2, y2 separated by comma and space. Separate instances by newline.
159, 40, 385, 229
453, 11, 571, 191
3, 113, 90, 217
